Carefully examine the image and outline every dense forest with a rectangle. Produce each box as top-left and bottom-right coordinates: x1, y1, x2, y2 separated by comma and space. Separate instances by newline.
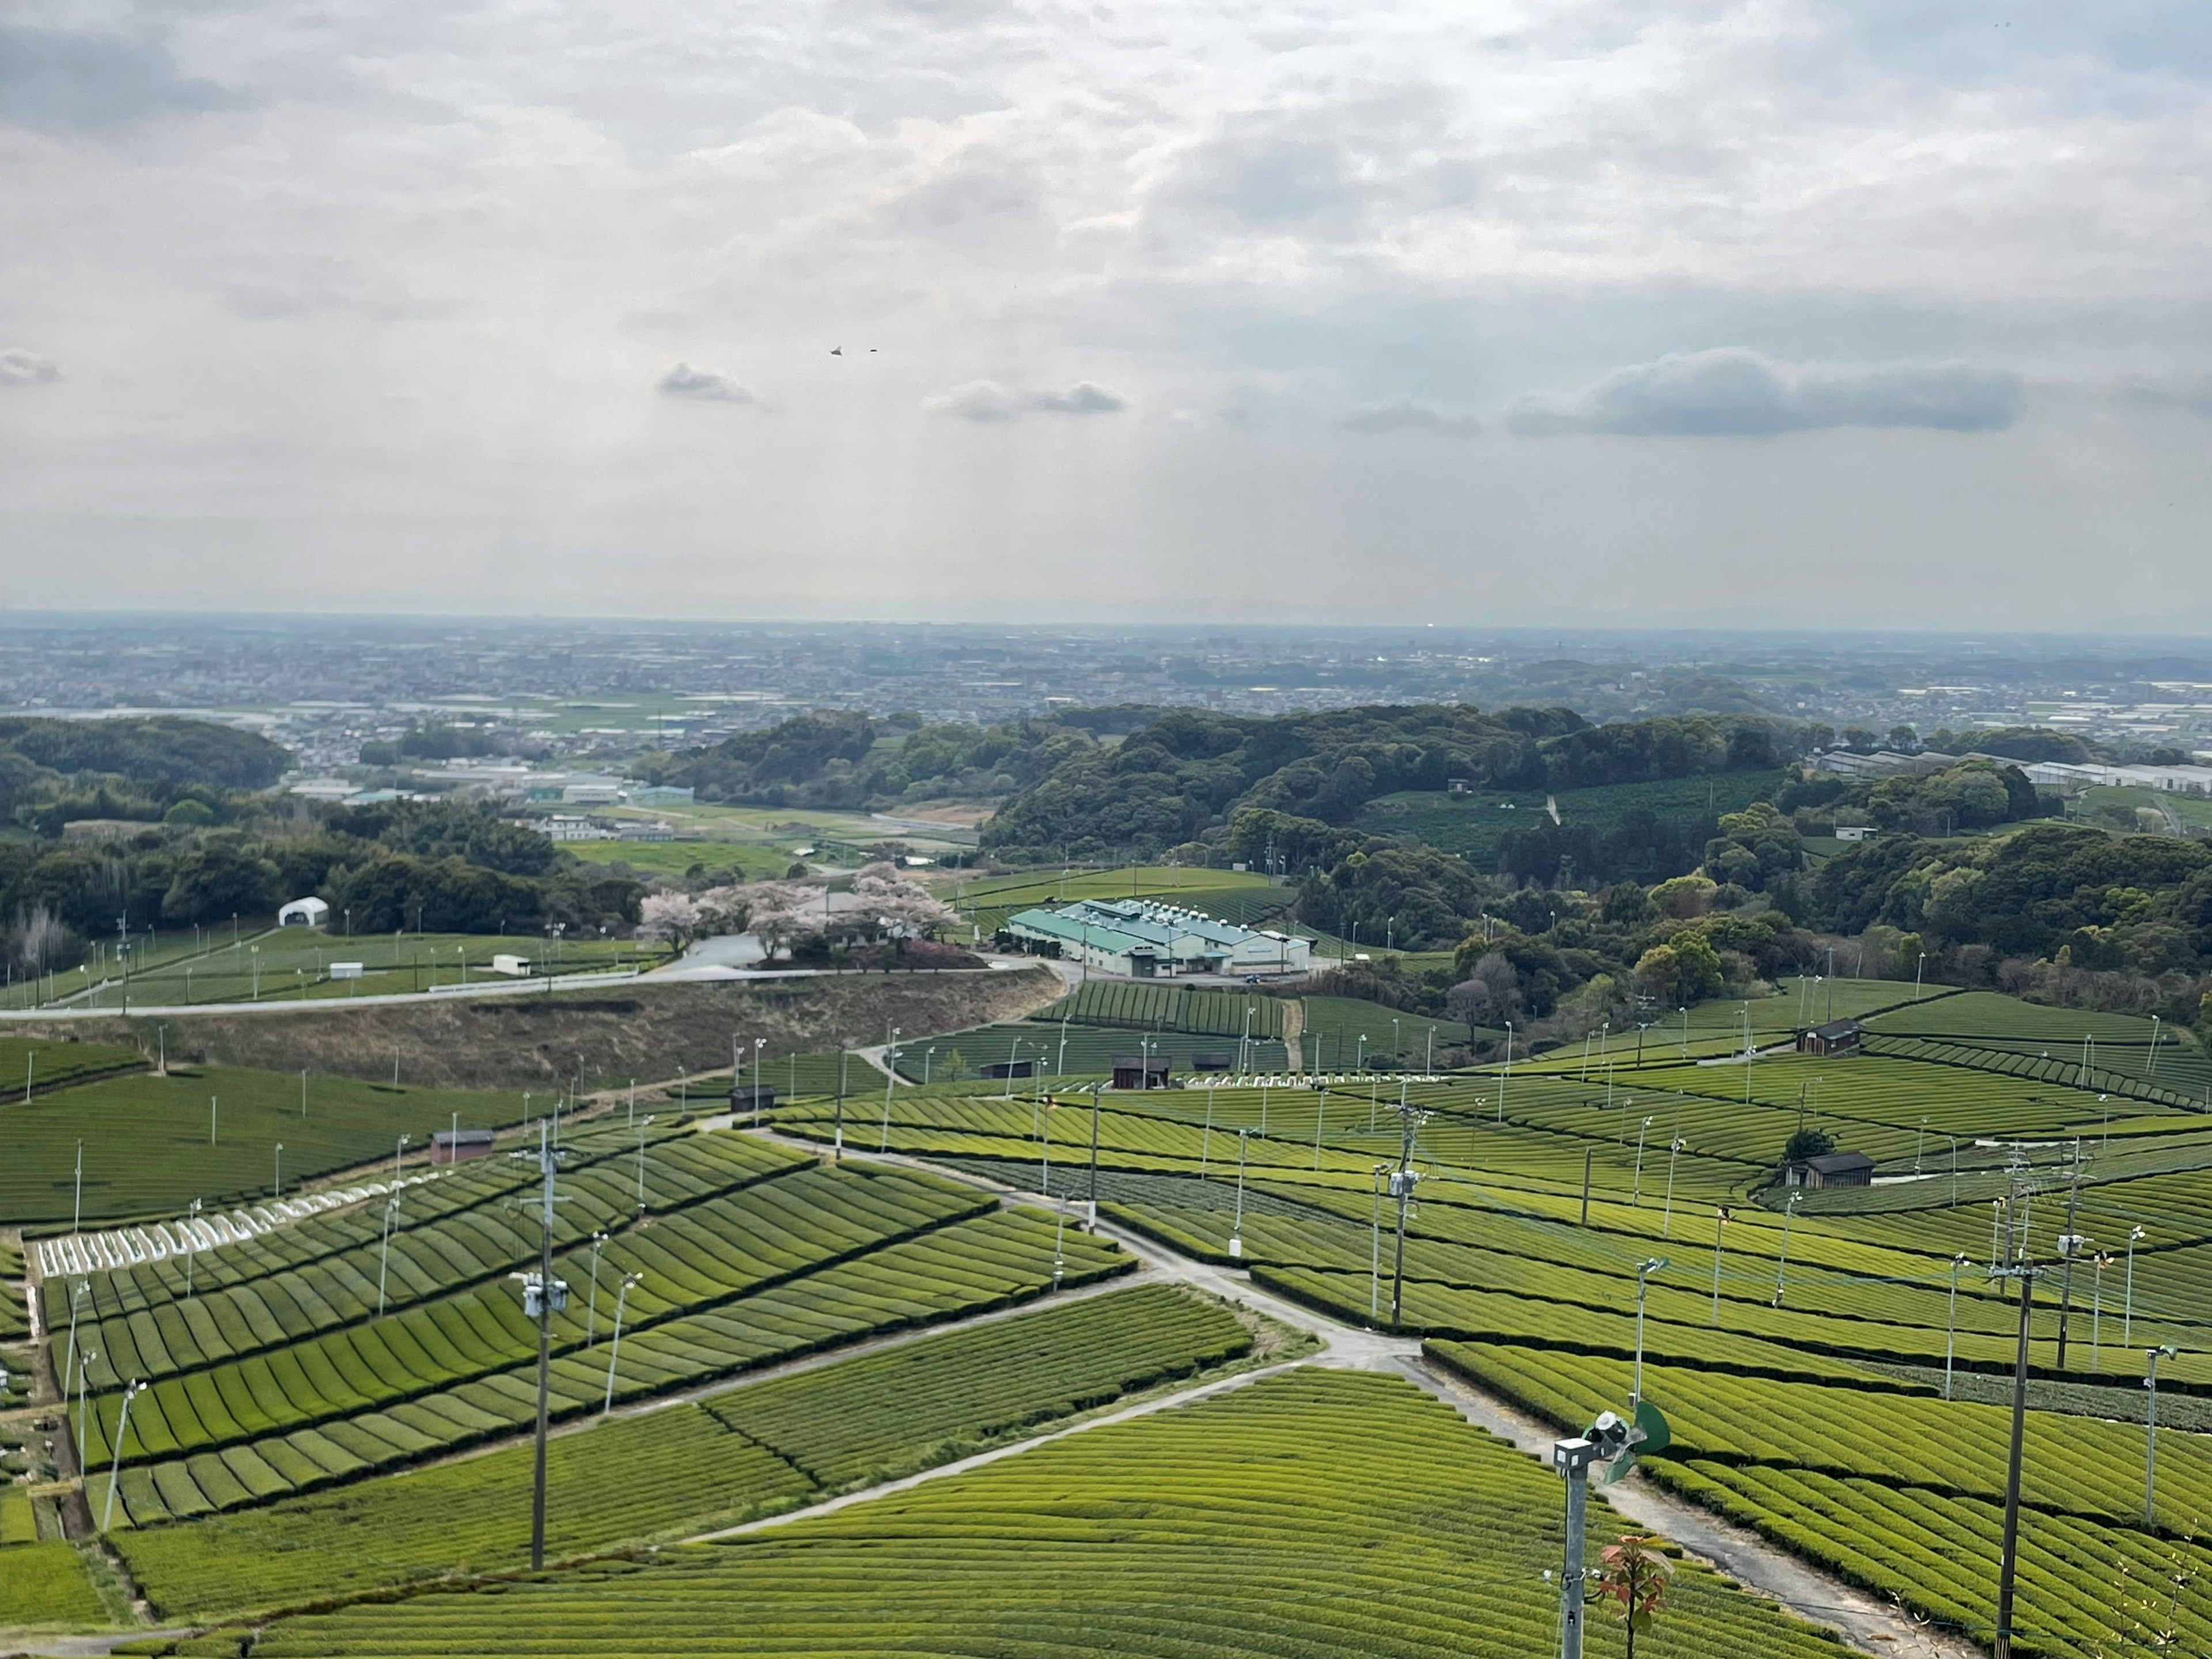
980, 704, 1805, 864
0, 717, 292, 831
630, 708, 1158, 808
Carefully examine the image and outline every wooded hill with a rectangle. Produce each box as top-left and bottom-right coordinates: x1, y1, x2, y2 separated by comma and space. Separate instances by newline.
980, 704, 1805, 864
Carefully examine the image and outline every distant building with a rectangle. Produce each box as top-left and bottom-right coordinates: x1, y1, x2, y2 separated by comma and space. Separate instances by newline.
431, 1128, 498, 1166
1798, 1019, 1863, 1057
1111, 1055, 1174, 1090
329, 962, 365, 980
278, 896, 330, 928
631, 785, 695, 807
1812, 749, 1960, 781
287, 778, 358, 802
1004, 898, 1312, 979
1833, 826, 1877, 842
562, 778, 624, 805
1787, 1151, 1876, 1190
617, 821, 676, 842
728, 1084, 778, 1112
978, 1059, 1035, 1080
488, 953, 532, 976
544, 815, 613, 842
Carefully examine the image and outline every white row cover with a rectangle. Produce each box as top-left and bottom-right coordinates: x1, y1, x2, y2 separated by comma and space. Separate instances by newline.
35, 1170, 443, 1282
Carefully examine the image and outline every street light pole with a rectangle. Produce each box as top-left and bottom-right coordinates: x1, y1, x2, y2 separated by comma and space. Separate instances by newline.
586, 1233, 608, 1343
1944, 1253, 1969, 1399
603, 1272, 643, 1414
377, 1195, 400, 1315
1632, 1257, 1666, 1408
1710, 1206, 1731, 1324
1229, 1128, 1248, 1258
1632, 1115, 1653, 1205
101, 1380, 145, 1533
880, 1028, 902, 1150
1661, 1137, 1685, 1238
2146, 1343, 2178, 1528
2126, 1225, 2145, 1343
1773, 1191, 1801, 1306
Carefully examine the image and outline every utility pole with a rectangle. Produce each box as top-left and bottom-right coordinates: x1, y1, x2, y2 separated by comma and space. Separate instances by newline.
2055, 1139, 2085, 1369
1388, 1103, 1427, 1325
512, 1122, 569, 1573
1993, 1265, 2035, 1659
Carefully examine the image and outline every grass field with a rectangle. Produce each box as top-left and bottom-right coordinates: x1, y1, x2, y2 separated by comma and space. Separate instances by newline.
34, 974, 2212, 1657
46, 930, 664, 1009
1441, 1342, 2212, 1656
113, 1285, 1252, 1619
236, 1370, 1847, 1659
561, 839, 792, 880
0, 1064, 530, 1226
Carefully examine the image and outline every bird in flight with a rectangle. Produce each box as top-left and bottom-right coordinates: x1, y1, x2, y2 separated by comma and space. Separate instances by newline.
831, 346, 843, 356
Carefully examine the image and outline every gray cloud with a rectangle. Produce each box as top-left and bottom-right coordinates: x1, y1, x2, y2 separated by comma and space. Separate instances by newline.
2118, 374, 2212, 417
923, 380, 1128, 421
657, 363, 760, 406
0, 347, 59, 385
0, 25, 237, 130
1342, 400, 1481, 437
1505, 349, 2024, 437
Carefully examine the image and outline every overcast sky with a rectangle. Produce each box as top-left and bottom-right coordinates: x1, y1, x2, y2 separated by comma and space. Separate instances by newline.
3, 1, 2210, 627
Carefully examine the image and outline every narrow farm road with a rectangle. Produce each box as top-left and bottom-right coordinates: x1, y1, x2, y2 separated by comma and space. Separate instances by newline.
791, 1130, 1979, 1659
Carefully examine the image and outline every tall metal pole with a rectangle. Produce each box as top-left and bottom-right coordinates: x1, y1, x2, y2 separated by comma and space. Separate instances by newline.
2056, 1138, 2084, 1369
1556, 1438, 1596, 1659
1711, 1207, 1730, 1323
1994, 1267, 2036, 1659
1087, 1081, 1103, 1227
1944, 1253, 1966, 1400
2146, 1344, 2175, 1528
1369, 1165, 1384, 1320
1229, 1129, 1248, 1257
1389, 1106, 1422, 1326
2126, 1226, 2144, 1343
1773, 1192, 1800, 1306
1632, 1258, 1665, 1409
528, 1121, 559, 1572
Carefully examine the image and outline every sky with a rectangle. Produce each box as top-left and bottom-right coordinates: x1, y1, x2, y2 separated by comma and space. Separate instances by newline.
2, 0, 2210, 628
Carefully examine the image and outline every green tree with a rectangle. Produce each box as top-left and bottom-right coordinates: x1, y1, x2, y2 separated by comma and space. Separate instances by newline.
1784, 1127, 1836, 1164
1633, 944, 1680, 1005
1596, 1533, 1672, 1659
1670, 931, 1725, 1002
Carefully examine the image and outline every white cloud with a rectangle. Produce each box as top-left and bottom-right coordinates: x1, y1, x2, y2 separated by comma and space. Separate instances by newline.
1505, 350, 2024, 437
0, 0, 2209, 621
0, 347, 59, 385
922, 380, 1127, 421
1342, 401, 1480, 437
656, 363, 760, 406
